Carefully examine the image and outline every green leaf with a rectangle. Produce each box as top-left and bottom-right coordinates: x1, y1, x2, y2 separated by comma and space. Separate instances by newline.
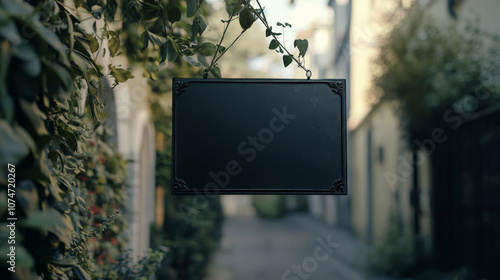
42, 58, 73, 93
109, 65, 134, 85
269, 39, 279, 50
191, 15, 207, 40
48, 150, 64, 168
191, 20, 199, 41
197, 15, 207, 34
58, 128, 78, 153
1, 0, 34, 16
198, 42, 217, 56
147, 31, 166, 46
225, 0, 241, 16
106, 31, 120, 56
239, 6, 254, 30
84, 33, 99, 53
160, 38, 178, 63
265, 27, 272, 37
66, 191, 75, 206
0, 21, 22, 46
0, 92, 14, 122
142, 0, 161, 18
48, 175, 63, 202
66, 12, 75, 53
277, 22, 283, 27
58, 176, 72, 192
181, 48, 194, 56
0, 191, 6, 214
104, 0, 118, 21
21, 209, 66, 232
76, 195, 87, 212
88, 93, 102, 123
124, 0, 140, 20
140, 31, 149, 52
30, 20, 67, 59
182, 55, 205, 68
16, 44, 41, 77
13, 245, 35, 268
283, 55, 293, 67
210, 65, 221, 78
51, 257, 78, 267
73, 265, 91, 280
14, 123, 37, 155
168, 38, 180, 61
294, 39, 308, 57
168, 6, 181, 23
70, 51, 92, 75
75, 0, 85, 8
19, 99, 48, 136
0, 36, 13, 121
0, 120, 30, 165
187, 0, 198, 17
16, 180, 39, 214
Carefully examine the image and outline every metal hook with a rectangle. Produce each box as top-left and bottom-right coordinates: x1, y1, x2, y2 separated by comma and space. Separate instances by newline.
203, 69, 209, 79
306, 70, 312, 80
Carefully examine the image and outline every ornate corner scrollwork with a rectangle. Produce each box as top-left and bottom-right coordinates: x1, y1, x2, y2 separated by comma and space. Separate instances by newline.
174, 81, 189, 96
327, 81, 344, 96
173, 177, 189, 193
330, 178, 345, 193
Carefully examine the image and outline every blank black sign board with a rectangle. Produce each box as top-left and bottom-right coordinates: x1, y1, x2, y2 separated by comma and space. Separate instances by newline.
172, 78, 347, 195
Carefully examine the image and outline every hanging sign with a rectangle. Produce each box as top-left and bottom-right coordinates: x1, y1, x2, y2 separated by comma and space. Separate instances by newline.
172, 78, 347, 195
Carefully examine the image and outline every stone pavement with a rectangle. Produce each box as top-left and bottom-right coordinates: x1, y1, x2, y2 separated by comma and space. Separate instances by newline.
204, 212, 374, 280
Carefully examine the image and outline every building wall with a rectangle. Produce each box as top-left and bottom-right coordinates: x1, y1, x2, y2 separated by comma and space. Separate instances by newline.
113, 70, 156, 257
350, 102, 404, 243
348, 0, 500, 249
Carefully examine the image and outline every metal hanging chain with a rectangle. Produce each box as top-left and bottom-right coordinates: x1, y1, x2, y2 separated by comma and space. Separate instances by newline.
203, 0, 247, 79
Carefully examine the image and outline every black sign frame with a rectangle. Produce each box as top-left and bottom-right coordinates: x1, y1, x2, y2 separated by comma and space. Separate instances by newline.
172, 78, 347, 195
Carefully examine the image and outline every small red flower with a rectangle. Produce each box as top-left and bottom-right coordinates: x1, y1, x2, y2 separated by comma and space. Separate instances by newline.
89, 141, 97, 147
90, 205, 103, 214
100, 157, 105, 164
78, 175, 88, 182
89, 204, 103, 216
111, 237, 117, 245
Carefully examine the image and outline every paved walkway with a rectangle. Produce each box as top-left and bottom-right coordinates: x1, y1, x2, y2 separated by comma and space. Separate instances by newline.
205, 212, 373, 280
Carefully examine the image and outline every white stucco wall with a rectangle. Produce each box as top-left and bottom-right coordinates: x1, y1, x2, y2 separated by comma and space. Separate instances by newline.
113, 71, 156, 257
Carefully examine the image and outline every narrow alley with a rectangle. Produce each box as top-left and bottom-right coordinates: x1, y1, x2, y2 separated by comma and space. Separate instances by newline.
205, 212, 372, 280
